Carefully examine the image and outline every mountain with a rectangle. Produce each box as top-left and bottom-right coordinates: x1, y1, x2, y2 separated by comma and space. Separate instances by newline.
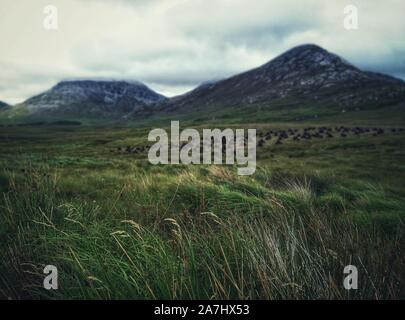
0, 101, 9, 109
143, 44, 405, 120
18, 80, 166, 119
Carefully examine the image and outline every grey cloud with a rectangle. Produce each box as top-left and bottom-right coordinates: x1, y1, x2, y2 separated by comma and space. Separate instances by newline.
346, 47, 405, 80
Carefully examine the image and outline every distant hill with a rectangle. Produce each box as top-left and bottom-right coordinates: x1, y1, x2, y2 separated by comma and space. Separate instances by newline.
0, 101, 9, 109
138, 44, 405, 121
10, 80, 167, 121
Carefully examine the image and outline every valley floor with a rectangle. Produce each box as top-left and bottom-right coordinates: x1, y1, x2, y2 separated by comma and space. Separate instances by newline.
0, 121, 405, 299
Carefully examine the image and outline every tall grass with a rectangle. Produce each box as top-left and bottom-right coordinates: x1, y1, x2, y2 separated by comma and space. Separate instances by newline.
0, 166, 404, 299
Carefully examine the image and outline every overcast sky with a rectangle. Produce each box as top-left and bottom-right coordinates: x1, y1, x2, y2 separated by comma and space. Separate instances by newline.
0, 0, 404, 104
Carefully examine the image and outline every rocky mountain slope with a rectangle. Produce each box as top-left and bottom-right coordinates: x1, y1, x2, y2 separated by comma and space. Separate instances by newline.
0, 101, 9, 109
20, 80, 166, 119
145, 44, 405, 118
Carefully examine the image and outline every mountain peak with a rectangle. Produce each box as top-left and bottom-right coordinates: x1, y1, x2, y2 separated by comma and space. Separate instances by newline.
53, 79, 147, 90
262, 43, 355, 74
21, 79, 166, 119
285, 43, 326, 53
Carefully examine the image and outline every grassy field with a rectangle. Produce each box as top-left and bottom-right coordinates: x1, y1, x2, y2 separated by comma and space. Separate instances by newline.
1, 119, 405, 299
